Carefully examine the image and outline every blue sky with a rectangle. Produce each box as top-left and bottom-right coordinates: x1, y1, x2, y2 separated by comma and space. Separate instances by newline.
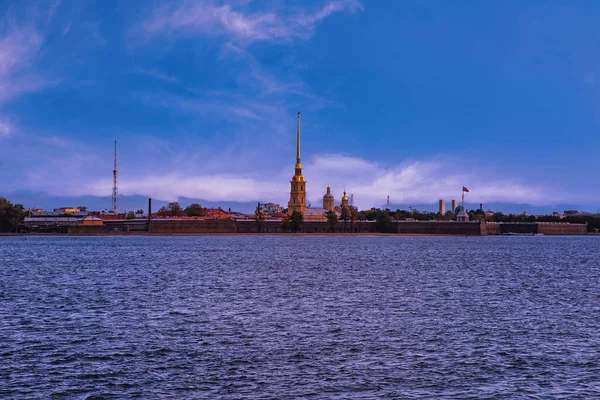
1, 0, 599, 212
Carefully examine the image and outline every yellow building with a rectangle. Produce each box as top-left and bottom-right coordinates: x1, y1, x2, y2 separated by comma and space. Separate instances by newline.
288, 112, 307, 214
340, 189, 349, 208
323, 186, 334, 211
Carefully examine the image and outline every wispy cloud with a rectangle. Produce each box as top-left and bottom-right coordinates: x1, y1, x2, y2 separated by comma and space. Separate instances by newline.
0, 23, 45, 103
0, 118, 14, 137
135, 67, 178, 83
30, 145, 555, 208
138, 0, 362, 44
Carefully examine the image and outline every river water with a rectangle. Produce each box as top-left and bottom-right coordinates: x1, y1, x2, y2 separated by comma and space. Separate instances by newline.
1, 235, 599, 398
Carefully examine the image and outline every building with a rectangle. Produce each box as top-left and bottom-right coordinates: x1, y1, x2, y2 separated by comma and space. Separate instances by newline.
258, 202, 283, 216
32, 207, 89, 217
288, 112, 306, 214
340, 190, 349, 208
303, 207, 329, 221
439, 199, 445, 215
457, 208, 469, 222
451, 200, 458, 214
323, 186, 334, 211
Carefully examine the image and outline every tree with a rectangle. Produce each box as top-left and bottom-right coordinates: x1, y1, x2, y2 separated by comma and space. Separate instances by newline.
157, 206, 169, 217
358, 211, 367, 221
340, 206, 350, 232
350, 206, 359, 232
0, 198, 25, 232
185, 203, 206, 217
167, 202, 184, 217
375, 210, 393, 233
281, 215, 291, 232
126, 211, 136, 220
290, 210, 303, 232
326, 210, 338, 232
254, 203, 265, 233
135, 209, 144, 215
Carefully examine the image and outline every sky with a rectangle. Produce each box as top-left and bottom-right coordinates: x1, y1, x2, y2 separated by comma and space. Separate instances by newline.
1, 0, 599, 213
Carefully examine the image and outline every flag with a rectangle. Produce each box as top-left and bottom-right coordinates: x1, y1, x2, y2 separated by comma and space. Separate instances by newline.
462, 186, 469, 193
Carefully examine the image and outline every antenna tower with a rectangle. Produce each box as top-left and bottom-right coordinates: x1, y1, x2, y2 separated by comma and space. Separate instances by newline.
350, 194, 354, 207
386, 195, 390, 209
112, 140, 118, 213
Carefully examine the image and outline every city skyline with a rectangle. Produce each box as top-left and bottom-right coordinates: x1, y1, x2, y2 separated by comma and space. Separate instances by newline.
1, 1, 600, 212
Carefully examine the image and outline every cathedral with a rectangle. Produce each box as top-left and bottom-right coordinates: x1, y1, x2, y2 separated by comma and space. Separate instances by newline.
287, 112, 307, 214
288, 112, 351, 220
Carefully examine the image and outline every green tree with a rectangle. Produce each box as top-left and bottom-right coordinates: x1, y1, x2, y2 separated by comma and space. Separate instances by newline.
375, 210, 393, 233
126, 211, 136, 220
326, 210, 338, 232
254, 203, 265, 233
0, 198, 25, 232
281, 215, 291, 232
135, 209, 144, 215
350, 206, 359, 232
167, 202, 183, 217
185, 203, 206, 217
290, 210, 304, 232
340, 206, 351, 232
157, 206, 169, 217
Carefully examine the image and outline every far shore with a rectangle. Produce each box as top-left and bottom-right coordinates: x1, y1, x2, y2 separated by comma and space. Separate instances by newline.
1, 232, 597, 237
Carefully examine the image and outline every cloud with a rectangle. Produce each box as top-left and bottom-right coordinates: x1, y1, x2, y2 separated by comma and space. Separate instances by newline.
0, 23, 45, 103
24, 144, 556, 209
138, 0, 362, 44
135, 67, 178, 83
0, 118, 14, 137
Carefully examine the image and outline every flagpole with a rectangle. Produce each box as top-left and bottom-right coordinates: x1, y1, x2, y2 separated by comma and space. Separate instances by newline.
462, 188, 465, 210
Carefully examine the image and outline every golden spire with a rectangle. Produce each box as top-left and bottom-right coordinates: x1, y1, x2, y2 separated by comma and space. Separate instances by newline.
327, 185, 331, 194
296, 111, 301, 163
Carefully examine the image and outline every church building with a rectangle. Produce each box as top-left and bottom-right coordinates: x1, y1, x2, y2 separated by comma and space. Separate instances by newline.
288, 112, 307, 214
287, 112, 350, 221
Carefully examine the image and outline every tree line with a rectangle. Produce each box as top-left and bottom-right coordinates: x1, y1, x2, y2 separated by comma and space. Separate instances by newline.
0, 198, 26, 233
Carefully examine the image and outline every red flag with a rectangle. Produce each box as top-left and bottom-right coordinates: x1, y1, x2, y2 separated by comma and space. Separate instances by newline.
462, 186, 469, 192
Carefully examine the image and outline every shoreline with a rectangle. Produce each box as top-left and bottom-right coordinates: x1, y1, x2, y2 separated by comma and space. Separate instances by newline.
1, 232, 597, 237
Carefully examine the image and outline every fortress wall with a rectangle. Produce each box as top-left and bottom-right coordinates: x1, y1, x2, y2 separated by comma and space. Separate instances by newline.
235, 220, 375, 233
395, 221, 484, 235
537, 223, 587, 235
482, 224, 501, 235
68, 225, 106, 234
150, 219, 237, 234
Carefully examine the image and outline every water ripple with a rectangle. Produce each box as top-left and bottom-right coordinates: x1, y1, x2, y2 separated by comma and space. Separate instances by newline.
1, 235, 600, 398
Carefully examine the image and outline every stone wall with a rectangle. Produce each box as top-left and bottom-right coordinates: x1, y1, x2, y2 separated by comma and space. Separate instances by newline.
395, 221, 484, 235
482, 222, 587, 235
235, 220, 375, 233
537, 223, 587, 235
150, 219, 237, 234
141, 219, 588, 236
68, 225, 105, 234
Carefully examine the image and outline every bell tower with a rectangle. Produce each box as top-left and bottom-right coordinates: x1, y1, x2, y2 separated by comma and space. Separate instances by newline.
288, 112, 306, 214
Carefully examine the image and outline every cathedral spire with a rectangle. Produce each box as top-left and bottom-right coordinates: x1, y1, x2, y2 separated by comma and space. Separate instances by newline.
296, 111, 301, 163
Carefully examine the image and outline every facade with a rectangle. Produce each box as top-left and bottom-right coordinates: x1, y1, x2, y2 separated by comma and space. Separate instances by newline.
457, 208, 470, 222
258, 202, 283, 216
322, 186, 335, 211
32, 207, 89, 217
439, 199, 446, 215
288, 112, 307, 214
303, 207, 329, 221
340, 190, 349, 208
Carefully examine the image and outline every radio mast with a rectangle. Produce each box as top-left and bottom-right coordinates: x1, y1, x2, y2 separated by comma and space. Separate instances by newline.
112, 140, 118, 213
